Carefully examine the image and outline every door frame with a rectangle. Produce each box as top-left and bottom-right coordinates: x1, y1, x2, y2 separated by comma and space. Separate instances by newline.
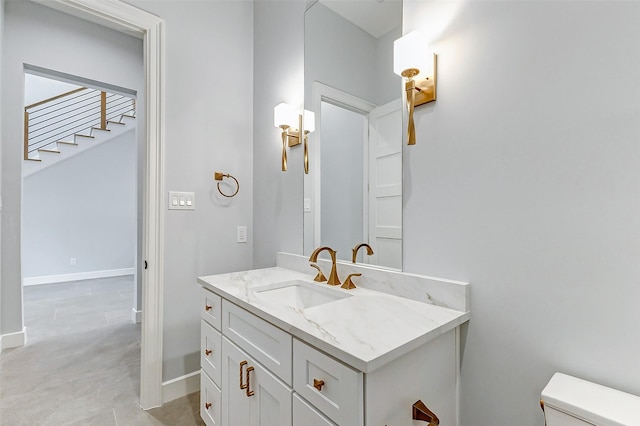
34, 0, 166, 409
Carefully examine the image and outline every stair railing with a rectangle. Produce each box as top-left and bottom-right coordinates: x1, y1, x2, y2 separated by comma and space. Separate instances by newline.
24, 87, 135, 160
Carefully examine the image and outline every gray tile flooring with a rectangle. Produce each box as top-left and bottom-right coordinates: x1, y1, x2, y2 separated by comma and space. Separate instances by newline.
0, 276, 204, 425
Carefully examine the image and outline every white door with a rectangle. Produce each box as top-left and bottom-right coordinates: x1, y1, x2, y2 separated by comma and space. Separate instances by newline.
368, 99, 402, 269
221, 337, 292, 426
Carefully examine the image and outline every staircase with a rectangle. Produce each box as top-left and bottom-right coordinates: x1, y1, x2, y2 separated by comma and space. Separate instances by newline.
23, 87, 136, 177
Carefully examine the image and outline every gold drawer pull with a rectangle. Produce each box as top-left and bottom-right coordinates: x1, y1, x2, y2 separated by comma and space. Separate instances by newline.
313, 379, 325, 391
205, 402, 212, 409
205, 304, 212, 311
239, 361, 248, 390
205, 349, 212, 356
246, 366, 255, 397
412, 400, 439, 425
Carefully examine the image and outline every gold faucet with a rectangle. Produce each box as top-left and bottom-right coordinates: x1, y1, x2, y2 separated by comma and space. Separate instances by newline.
352, 243, 374, 264
309, 246, 341, 286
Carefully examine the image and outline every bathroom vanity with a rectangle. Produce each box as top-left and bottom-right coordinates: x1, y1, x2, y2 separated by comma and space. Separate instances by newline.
198, 253, 469, 426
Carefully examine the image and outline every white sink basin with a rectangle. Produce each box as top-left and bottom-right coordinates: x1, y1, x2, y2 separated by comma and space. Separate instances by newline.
253, 280, 351, 309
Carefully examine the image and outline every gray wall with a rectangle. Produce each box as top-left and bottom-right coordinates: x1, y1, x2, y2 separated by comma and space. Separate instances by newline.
403, 1, 640, 425
1, 0, 143, 336
127, 0, 255, 381
253, 1, 306, 268
23, 131, 136, 278
0, 0, 4, 338
255, 1, 640, 424
320, 102, 364, 258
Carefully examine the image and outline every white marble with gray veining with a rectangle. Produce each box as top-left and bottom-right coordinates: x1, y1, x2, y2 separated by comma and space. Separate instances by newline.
198, 257, 470, 373
277, 252, 470, 312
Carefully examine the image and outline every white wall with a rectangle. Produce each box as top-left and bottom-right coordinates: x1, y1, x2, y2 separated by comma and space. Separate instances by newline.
126, 0, 255, 381
23, 131, 136, 279
402, 1, 640, 425
253, 1, 306, 268
1, 0, 143, 336
24, 73, 80, 106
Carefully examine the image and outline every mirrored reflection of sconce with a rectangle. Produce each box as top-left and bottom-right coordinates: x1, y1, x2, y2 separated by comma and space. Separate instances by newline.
273, 103, 315, 174
393, 31, 437, 146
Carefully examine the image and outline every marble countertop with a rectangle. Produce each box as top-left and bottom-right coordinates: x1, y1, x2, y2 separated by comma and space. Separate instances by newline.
198, 267, 470, 373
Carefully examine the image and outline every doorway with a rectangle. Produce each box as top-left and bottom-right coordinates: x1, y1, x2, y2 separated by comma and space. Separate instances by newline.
0, 0, 165, 409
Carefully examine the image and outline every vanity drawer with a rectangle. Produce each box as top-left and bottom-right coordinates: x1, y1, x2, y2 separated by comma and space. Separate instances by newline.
222, 301, 292, 385
200, 368, 222, 426
201, 320, 222, 386
293, 339, 363, 426
201, 289, 222, 331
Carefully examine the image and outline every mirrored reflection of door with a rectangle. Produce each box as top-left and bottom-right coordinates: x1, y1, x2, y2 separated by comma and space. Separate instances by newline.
368, 99, 402, 269
320, 101, 367, 260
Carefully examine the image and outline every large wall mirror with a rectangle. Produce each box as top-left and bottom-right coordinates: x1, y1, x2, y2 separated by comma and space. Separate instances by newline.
303, 0, 403, 270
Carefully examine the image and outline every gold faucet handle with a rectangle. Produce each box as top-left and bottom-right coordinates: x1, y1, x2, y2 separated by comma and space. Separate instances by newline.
341, 273, 361, 290
310, 264, 327, 282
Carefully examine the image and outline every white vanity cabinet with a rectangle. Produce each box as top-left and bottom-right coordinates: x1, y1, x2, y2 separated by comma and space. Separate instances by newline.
200, 285, 460, 426
221, 337, 292, 425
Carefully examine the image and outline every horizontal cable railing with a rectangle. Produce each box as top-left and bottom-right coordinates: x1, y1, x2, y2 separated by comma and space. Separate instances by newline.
24, 87, 135, 160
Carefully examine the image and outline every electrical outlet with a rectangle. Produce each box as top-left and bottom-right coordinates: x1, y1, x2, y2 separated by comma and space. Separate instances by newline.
70, 258, 77, 266
237, 226, 247, 243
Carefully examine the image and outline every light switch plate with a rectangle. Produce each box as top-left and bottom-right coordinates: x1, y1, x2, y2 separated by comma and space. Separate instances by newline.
237, 226, 247, 243
168, 191, 195, 210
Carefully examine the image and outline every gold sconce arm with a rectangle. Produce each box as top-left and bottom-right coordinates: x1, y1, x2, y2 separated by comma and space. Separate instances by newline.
402, 54, 437, 146
280, 125, 289, 171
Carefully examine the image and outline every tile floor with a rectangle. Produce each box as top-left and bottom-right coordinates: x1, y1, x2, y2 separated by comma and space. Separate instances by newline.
0, 276, 204, 425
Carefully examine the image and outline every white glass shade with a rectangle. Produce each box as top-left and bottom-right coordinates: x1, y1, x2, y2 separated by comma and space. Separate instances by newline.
273, 103, 297, 128
393, 31, 432, 79
303, 110, 315, 133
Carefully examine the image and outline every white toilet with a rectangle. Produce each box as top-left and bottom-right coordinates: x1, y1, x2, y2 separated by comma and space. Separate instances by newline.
541, 373, 640, 425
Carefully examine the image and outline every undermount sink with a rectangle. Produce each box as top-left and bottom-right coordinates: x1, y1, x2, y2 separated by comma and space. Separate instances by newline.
253, 280, 351, 310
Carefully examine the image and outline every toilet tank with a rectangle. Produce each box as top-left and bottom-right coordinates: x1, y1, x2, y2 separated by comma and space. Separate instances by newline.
541, 373, 640, 426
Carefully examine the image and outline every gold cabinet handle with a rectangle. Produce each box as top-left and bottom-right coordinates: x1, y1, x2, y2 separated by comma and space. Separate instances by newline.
205, 349, 212, 356
245, 366, 255, 397
205, 402, 212, 410
412, 400, 439, 425
313, 379, 325, 391
239, 360, 248, 390
205, 304, 212, 311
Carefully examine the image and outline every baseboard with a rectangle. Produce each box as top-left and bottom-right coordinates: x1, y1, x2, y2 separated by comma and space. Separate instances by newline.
23, 268, 135, 286
162, 371, 200, 404
1, 327, 26, 352
132, 308, 142, 324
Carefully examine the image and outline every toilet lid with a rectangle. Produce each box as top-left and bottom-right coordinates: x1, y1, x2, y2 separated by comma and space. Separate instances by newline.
541, 373, 640, 426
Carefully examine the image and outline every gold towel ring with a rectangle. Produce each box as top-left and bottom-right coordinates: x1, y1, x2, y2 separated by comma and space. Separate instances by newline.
214, 172, 239, 198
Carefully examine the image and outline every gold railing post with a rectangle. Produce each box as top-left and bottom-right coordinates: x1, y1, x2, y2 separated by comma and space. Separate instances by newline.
24, 110, 29, 160
100, 91, 107, 130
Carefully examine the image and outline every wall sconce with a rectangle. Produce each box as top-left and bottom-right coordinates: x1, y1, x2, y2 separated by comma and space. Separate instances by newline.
393, 31, 437, 146
273, 103, 315, 174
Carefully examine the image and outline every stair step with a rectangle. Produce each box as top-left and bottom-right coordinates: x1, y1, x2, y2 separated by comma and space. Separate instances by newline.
107, 120, 126, 125
91, 127, 111, 132
26, 158, 42, 162
75, 134, 95, 139
121, 114, 136, 119
38, 149, 61, 154
57, 141, 78, 146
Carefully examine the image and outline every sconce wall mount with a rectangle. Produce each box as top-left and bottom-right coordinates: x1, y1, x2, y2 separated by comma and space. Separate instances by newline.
394, 31, 438, 145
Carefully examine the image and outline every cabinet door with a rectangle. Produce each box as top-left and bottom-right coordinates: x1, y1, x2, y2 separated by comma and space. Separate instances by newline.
222, 337, 292, 426
293, 394, 336, 426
